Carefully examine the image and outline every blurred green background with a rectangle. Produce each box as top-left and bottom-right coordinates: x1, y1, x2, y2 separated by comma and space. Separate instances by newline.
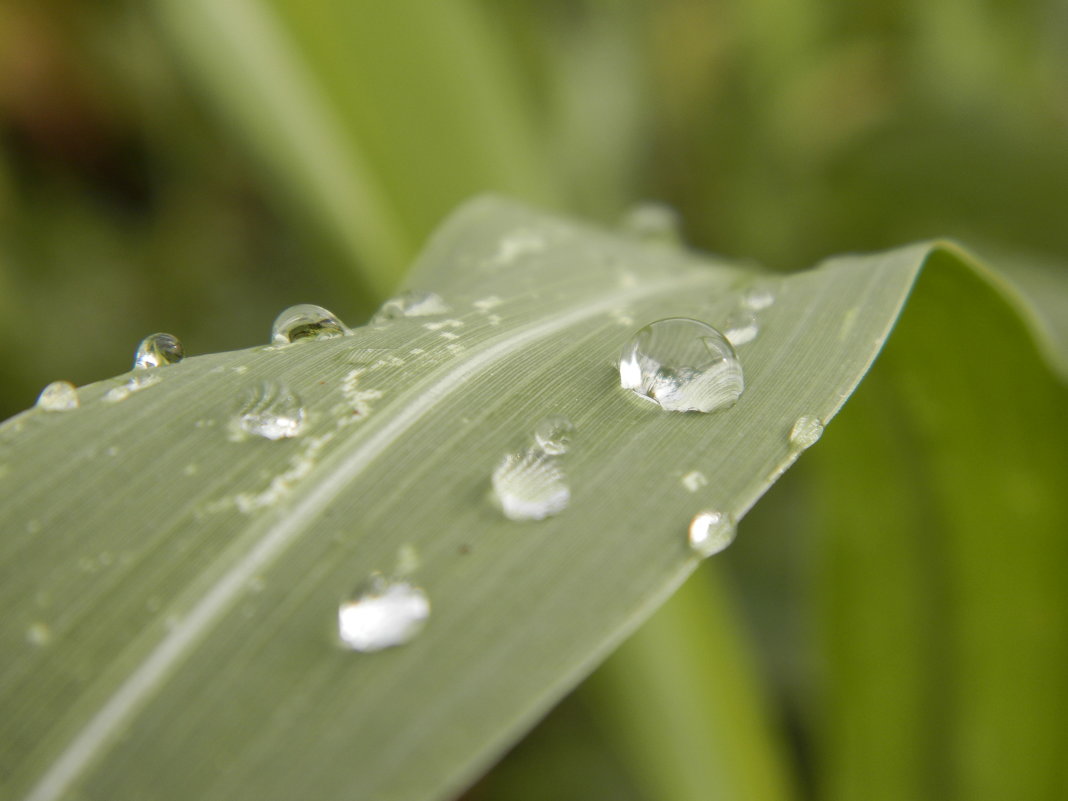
2, 1, 1065, 799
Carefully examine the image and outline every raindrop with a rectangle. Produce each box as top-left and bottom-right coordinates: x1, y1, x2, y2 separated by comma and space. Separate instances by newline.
134, 333, 184, 370
271, 304, 350, 345
723, 312, 759, 347
491, 448, 570, 521
688, 510, 736, 557
372, 290, 450, 323
619, 318, 744, 413
36, 381, 79, 412
789, 415, 824, 450
337, 574, 430, 652
742, 286, 775, 311
533, 416, 575, 456
232, 381, 305, 440
620, 202, 683, 244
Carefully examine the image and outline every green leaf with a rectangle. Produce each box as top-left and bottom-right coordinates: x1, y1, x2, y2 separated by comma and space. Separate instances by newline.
0, 198, 1060, 801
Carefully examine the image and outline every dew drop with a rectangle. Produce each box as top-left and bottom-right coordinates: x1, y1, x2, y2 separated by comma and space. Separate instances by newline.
134, 333, 184, 370
372, 290, 450, 323
789, 415, 824, 450
723, 311, 759, 346
271, 304, 350, 345
681, 470, 708, 493
688, 510, 736, 557
337, 574, 430, 652
36, 381, 79, 412
742, 286, 775, 311
620, 202, 683, 244
533, 416, 575, 456
232, 381, 305, 440
619, 318, 744, 413
491, 448, 570, 521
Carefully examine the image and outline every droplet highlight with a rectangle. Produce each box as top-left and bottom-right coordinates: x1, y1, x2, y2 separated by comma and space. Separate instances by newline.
491, 448, 570, 521
789, 415, 824, 450
271, 304, 350, 345
533, 416, 575, 456
337, 574, 430, 652
232, 381, 305, 440
688, 510, 736, 557
372, 290, 450, 323
619, 318, 744, 413
134, 333, 184, 370
36, 381, 79, 412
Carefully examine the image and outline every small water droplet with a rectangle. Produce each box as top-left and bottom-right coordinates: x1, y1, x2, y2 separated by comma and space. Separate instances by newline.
104, 373, 162, 403
681, 471, 708, 493
620, 202, 683, 243
36, 381, 79, 412
271, 304, 350, 345
231, 381, 305, 440
688, 510, 736, 557
372, 290, 450, 323
619, 318, 744, 413
742, 286, 775, 310
723, 312, 759, 347
789, 415, 824, 450
337, 574, 430, 652
533, 416, 575, 456
134, 333, 184, 370
491, 448, 570, 521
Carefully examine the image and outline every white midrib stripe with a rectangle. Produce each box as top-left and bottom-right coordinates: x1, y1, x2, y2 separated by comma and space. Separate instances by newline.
23, 270, 718, 801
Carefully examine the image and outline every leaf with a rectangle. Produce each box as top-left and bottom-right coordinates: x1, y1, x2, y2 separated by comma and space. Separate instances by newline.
0, 198, 1059, 801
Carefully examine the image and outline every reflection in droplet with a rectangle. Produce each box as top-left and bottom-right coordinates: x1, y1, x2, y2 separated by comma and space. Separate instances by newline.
619, 318, 744, 413
533, 416, 575, 456
337, 574, 430, 652
789, 415, 824, 450
36, 381, 79, 412
232, 381, 305, 440
271, 304, 350, 345
688, 510, 736, 557
372, 290, 450, 323
134, 333, 184, 370
491, 448, 570, 521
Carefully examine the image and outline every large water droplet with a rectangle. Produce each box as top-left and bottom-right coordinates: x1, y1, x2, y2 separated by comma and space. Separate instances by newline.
533, 416, 575, 456
271, 304, 350, 345
134, 333, 184, 369
723, 312, 759, 347
491, 448, 570, 521
36, 381, 79, 412
232, 381, 305, 440
619, 318, 744, 413
789, 415, 824, 450
688, 510, 736, 557
620, 202, 683, 244
337, 574, 430, 652
372, 290, 450, 323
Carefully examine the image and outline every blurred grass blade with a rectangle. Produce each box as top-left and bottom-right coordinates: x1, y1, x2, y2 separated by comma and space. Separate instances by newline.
0, 198, 1062, 801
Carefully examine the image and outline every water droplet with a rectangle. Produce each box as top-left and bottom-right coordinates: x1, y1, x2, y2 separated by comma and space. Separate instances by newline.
789, 415, 824, 450
619, 318, 744, 413
688, 510, 736, 557
723, 311, 759, 346
134, 333, 184, 369
372, 290, 450, 323
742, 286, 775, 310
620, 202, 683, 243
533, 416, 575, 456
337, 574, 430, 652
36, 381, 79, 412
104, 374, 161, 403
26, 622, 52, 646
491, 448, 570, 521
271, 304, 350, 345
232, 381, 305, 440
681, 470, 708, 493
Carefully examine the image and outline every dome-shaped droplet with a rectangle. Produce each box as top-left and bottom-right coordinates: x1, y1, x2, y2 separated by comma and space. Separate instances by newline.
688, 510, 736, 557
491, 448, 570, 521
619, 318, 744, 413
36, 381, 79, 412
337, 574, 430, 652
533, 416, 575, 456
723, 311, 759, 347
134, 333, 184, 370
232, 381, 305, 440
789, 415, 824, 450
371, 290, 450, 323
271, 304, 350, 345
620, 202, 683, 244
